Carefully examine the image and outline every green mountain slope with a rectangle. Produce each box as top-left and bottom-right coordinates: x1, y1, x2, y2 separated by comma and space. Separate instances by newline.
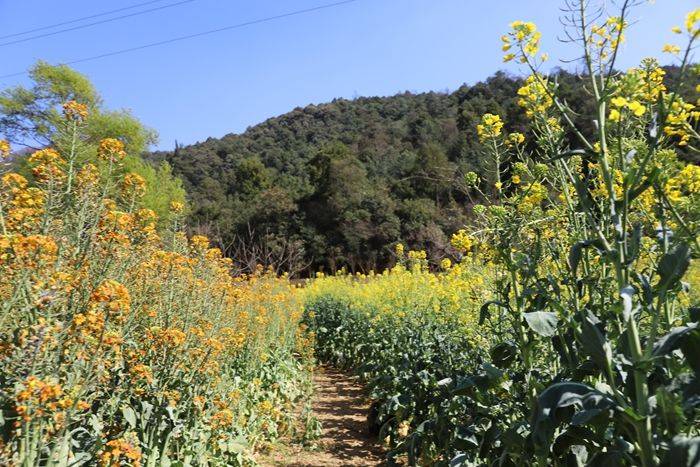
152, 67, 694, 274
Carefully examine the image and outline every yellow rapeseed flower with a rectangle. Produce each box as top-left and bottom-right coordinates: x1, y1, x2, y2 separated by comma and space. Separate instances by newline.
503, 20, 542, 62
169, 201, 185, 214
451, 229, 474, 253
98, 138, 126, 163
611, 97, 628, 108
62, 100, 88, 122
477, 113, 504, 142
121, 173, 147, 198
685, 8, 700, 34
662, 44, 681, 55
509, 132, 525, 145
0, 139, 10, 159
627, 101, 646, 117
517, 74, 553, 118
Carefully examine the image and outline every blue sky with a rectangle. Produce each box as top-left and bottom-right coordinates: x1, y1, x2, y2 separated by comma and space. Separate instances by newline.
0, 0, 696, 150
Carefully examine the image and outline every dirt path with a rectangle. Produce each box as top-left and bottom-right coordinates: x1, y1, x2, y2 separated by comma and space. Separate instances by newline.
261, 367, 385, 466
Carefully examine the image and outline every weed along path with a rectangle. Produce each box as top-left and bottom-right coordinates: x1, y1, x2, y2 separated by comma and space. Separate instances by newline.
261, 367, 385, 466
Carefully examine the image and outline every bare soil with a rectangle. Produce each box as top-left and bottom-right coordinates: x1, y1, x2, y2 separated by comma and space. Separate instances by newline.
259, 367, 385, 466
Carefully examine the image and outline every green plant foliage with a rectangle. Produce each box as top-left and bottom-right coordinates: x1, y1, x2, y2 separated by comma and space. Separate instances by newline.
121, 156, 186, 226
305, 3, 700, 465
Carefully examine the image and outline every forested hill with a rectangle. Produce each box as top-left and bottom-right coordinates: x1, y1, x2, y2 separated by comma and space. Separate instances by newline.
151, 67, 692, 275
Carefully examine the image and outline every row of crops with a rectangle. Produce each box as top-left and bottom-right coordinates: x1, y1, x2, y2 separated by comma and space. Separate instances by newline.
0, 108, 317, 465
304, 5, 700, 465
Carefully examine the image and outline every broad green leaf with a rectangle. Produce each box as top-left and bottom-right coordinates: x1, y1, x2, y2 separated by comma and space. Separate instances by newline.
524, 311, 559, 337
652, 323, 698, 358
490, 341, 518, 369
655, 387, 685, 434
661, 436, 700, 467
552, 425, 600, 457
568, 239, 604, 275
656, 243, 691, 291
580, 311, 612, 372
690, 307, 700, 323
453, 426, 479, 450
532, 382, 616, 446
121, 406, 136, 429
479, 300, 508, 325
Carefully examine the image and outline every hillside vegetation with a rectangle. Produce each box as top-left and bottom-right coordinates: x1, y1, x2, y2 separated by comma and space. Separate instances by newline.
155, 67, 695, 275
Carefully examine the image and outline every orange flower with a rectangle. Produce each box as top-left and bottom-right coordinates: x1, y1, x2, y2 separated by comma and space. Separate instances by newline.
62, 100, 88, 122
99, 436, 141, 467
28, 149, 66, 182
76, 163, 100, 190
210, 408, 234, 430
190, 235, 210, 251
8, 235, 58, 267
1, 173, 28, 192
97, 138, 126, 163
89, 279, 131, 319
121, 173, 147, 198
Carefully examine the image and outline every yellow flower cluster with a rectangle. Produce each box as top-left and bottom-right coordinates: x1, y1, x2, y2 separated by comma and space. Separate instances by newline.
518, 181, 548, 213
440, 258, 452, 270
508, 132, 525, 146
662, 44, 681, 55
0, 139, 9, 159
663, 97, 698, 146
121, 172, 147, 199
450, 229, 474, 253
502, 21, 541, 63
617, 59, 666, 104
477, 113, 504, 142
608, 96, 646, 122
666, 164, 700, 203
169, 200, 185, 214
589, 16, 626, 59
517, 74, 553, 119
0, 173, 44, 233
305, 258, 492, 346
99, 436, 142, 467
28, 148, 66, 184
97, 138, 127, 163
14, 376, 70, 423
684, 8, 700, 35
2, 234, 58, 268
62, 100, 89, 122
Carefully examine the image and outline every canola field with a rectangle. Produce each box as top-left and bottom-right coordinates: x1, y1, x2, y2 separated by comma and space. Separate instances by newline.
1, 3, 700, 466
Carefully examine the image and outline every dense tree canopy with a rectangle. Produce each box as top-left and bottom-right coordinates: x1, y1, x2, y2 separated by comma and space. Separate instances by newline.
154, 67, 696, 274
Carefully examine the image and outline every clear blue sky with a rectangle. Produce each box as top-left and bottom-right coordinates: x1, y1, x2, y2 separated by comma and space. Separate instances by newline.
0, 0, 696, 150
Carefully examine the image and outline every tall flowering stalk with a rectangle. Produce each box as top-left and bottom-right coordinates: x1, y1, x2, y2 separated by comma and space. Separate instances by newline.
455, 2, 700, 465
